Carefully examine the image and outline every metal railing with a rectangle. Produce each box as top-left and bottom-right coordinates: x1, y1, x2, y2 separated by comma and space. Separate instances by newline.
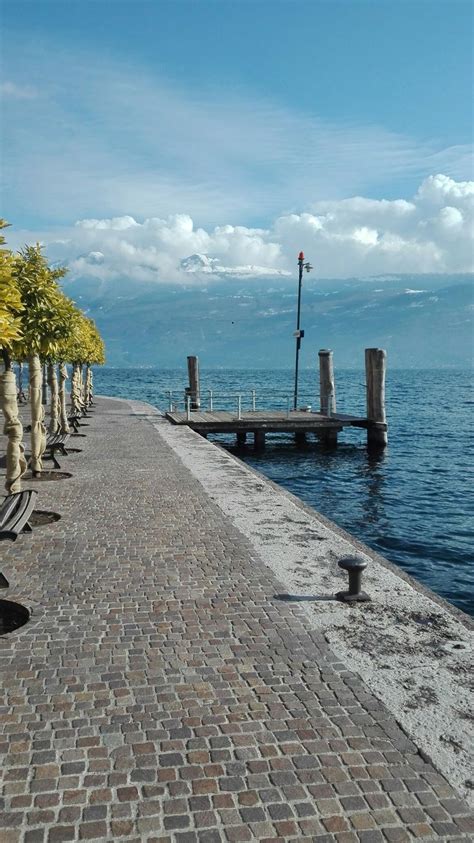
162, 385, 367, 420
166, 388, 321, 420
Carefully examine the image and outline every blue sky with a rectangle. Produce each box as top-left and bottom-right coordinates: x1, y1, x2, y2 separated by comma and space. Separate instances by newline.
1, 0, 473, 279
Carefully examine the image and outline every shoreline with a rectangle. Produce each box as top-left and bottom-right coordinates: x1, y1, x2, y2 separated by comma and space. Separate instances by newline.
126, 398, 473, 805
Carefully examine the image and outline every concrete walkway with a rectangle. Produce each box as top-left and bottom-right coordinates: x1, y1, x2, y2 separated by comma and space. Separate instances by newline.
0, 397, 472, 842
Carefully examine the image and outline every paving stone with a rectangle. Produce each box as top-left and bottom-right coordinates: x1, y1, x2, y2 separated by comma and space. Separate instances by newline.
0, 397, 472, 842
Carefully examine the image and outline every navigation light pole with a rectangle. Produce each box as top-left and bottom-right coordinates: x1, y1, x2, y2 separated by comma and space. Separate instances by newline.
293, 251, 313, 410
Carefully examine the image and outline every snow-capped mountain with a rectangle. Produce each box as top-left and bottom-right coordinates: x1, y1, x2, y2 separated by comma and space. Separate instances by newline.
180, 253, 219, 273
180, 253, 291, 277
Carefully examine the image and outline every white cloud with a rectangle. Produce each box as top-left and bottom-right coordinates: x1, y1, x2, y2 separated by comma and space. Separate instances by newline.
7, 174, 473, 284
76, 216, 140, 231
416, 173, 474, 206
274, 174, 473, 277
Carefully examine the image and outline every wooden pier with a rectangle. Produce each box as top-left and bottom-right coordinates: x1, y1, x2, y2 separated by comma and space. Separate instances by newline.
165, 409, 386, 449
167, 349, 388, 450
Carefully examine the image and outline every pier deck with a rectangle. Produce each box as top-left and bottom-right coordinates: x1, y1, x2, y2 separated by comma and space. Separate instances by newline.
166, 409, 373, 433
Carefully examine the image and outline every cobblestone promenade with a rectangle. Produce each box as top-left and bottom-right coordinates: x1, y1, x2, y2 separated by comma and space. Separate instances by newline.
0, 398, 472, 842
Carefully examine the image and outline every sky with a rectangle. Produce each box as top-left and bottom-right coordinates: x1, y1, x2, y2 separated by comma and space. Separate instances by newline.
1, 0, 473, 281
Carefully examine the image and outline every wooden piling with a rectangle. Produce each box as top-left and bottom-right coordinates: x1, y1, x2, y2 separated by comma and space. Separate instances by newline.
254, 430, 266, 450
236, 431, 247, 448
318, 349, 336, 416
187, 356, 201, 410
295, 431, 307, 447
317, 429, 338, 449
365, 348, 388, 447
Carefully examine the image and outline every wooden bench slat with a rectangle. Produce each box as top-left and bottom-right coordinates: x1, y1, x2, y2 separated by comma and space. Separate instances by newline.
0, 490, 38, 541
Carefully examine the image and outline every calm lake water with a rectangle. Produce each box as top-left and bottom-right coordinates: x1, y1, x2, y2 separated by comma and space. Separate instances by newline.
94, 367, 474, 617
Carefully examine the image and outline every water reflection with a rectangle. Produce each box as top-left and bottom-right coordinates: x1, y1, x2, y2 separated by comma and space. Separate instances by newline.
359, 449, 387, 527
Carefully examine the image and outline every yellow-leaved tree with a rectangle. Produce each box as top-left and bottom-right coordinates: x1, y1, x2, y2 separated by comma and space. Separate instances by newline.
82, 318, 105, 407
12, 245, 71, 477
60, 311, 105, 415
56, 301, 85, 432
45, 292, 77, 435
0, 220, 26, 493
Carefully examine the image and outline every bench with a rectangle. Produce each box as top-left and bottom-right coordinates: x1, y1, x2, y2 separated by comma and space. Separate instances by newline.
0, 490, 38, 542
44, 432, 71, 469
68, 410, 90, 430
67, 413, 81, 432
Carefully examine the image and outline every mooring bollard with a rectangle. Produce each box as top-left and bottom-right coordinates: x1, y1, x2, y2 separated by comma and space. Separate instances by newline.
336, 556, 371, 602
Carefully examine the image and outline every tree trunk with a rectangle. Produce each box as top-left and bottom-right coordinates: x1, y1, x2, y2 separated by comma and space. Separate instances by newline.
84, 364, 92, 406
0, 359, 27, 493
79, 364, 84, 409
41, 362, 48, 404
18, 362, 27, 403
71, 362, 83, 414
47, 363, 60, 434
81, 365, 88, 408
29, 354, 46, 476
59, 363, 70, 433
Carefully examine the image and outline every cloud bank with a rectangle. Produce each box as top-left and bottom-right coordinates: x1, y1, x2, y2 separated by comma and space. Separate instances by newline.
9, 174, 474, 284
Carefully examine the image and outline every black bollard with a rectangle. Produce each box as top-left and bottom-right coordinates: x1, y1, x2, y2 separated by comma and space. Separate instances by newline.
336, 556, 371, 603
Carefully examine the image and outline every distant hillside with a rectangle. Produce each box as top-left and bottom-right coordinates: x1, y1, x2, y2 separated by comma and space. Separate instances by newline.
62, 273, 474, 368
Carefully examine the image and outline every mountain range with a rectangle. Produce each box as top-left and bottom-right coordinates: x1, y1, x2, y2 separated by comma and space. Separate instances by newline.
62, 267, 473, 368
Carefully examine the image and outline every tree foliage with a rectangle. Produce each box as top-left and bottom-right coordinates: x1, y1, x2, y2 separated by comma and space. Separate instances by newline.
0, 220, 23, 356
59, 310, 105, 365
1, 230, 105, 368
12, 244, 71, 360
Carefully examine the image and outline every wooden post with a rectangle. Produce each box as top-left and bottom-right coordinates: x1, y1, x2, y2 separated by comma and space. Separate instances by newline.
365, 348, 388, 448
295, 431, 307, 447
319, 349, 336, 416
254, 430, 265, 450
187, 356, 201, 410
236, 431, 247, 447
318, 428, 338, 449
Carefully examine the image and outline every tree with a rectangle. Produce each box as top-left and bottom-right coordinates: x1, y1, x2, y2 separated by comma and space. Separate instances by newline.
56, 299, 84, 431
81, 318, 105, 406
0, 220, 26, 492
46, 292, 76, 435
59, 310, 105, 412
12, 245, 70, 477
